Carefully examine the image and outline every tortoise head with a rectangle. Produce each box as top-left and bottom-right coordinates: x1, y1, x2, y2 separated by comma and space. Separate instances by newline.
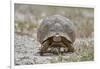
53, 33, 62, 42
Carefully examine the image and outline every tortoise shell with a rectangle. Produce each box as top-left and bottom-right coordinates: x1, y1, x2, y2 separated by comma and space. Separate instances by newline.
37, 15, 76, 44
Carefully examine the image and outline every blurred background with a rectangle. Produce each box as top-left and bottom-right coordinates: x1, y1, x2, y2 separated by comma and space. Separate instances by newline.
15, 3, 94, 38
14, 3, 94, 65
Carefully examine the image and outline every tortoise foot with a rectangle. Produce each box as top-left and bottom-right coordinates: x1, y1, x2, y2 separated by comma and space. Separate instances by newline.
68, 47, 75, 52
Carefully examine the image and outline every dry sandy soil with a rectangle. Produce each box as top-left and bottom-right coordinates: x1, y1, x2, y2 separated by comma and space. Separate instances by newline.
14, 32, 94, 65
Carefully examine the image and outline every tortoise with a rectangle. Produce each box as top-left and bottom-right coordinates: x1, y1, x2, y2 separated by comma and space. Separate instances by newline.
37, 15, 76, 55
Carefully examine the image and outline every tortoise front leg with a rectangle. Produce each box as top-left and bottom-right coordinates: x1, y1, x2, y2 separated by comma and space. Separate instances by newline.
67, 44, 74, 52
63, 40, 75, 52
40, 41, 50, 56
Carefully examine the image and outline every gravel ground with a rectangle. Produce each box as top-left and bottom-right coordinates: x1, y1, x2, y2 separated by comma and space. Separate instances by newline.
14, 33, 94, 65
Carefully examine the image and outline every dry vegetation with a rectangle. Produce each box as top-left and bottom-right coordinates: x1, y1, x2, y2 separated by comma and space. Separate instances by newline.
14, 4, 94, 65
